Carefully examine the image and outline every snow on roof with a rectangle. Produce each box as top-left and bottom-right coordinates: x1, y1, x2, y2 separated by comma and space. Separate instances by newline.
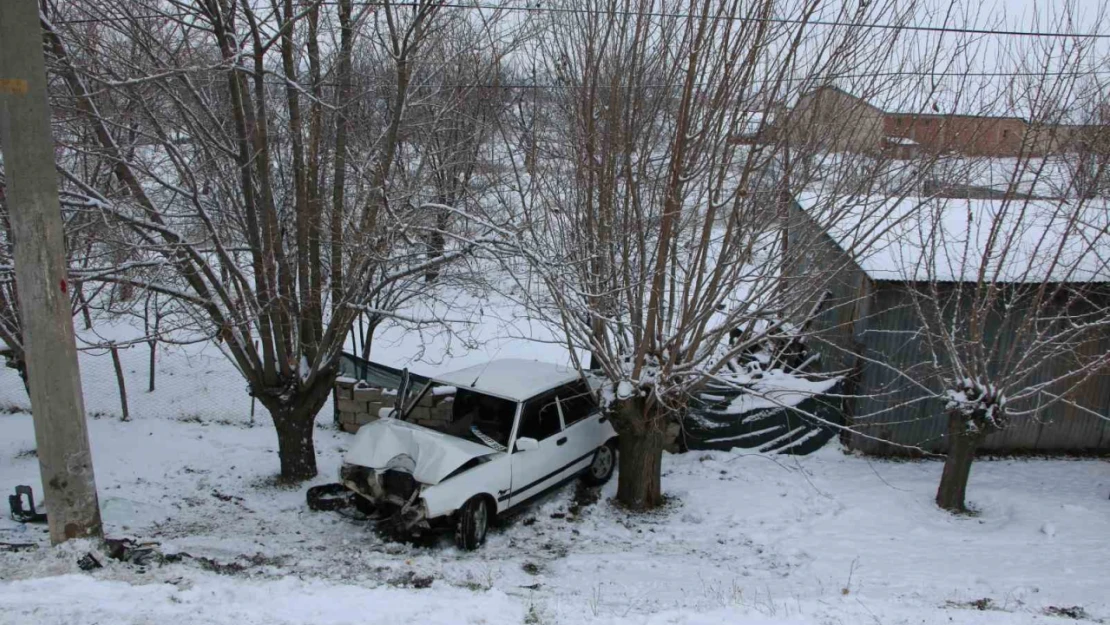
796, 193, 1110, 283
885, 135, 919, 146
431, 358, 581, 402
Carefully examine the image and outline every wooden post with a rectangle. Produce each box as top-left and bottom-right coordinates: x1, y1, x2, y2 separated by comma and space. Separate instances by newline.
148, 339, 156, 392
249, 340, 257, 425
0, 0, 103, 543
109, 343, 129, 421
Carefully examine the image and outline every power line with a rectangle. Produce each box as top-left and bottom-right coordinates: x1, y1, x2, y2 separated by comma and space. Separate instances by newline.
339, 0, 1110, 40
245, 68, 1110, 90
51, 1, 1110, 39
54, 12, 195, 25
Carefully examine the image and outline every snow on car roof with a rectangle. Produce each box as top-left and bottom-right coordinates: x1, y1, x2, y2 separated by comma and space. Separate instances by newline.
431, 358, 582, 402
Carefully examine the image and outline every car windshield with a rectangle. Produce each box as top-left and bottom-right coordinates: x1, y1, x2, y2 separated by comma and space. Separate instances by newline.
407, 384, 516, 451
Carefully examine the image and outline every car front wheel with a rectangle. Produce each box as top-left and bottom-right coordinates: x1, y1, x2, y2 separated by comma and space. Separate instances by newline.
581, 441, 616, 486
455, 496, 491, 551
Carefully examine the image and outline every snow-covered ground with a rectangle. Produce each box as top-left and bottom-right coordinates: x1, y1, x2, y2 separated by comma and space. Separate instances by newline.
2, 405, 1108, 624
1, 311, 1108, 624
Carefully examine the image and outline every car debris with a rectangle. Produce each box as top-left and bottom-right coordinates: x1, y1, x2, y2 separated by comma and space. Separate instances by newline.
8, 485, 47, 524
305, 483, 354, 512
77, 552, 103, 571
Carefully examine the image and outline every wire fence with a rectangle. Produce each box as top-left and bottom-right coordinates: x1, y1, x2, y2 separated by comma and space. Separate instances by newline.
0, 335, 263, 426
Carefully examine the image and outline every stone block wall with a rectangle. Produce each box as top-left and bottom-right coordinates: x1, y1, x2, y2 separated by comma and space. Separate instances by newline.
334, 377, 397, 433
335, 378, 456, 434
406, 387, 455, 431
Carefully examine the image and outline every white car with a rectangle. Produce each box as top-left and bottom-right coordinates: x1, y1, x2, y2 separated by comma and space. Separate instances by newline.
339, 359, 618, 550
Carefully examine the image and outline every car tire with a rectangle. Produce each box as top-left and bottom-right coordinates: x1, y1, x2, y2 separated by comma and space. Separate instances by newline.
455, 496, 491, 551
581, 440, 617, 486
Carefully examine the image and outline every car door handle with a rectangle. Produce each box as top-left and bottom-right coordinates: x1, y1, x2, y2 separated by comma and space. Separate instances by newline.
556, 437, 567, 446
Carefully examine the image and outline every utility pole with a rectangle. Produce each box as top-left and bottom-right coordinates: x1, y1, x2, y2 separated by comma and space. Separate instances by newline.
0, 0, 103, 544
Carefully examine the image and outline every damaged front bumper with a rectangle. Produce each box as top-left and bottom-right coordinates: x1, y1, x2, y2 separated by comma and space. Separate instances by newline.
340, 463, 429, 532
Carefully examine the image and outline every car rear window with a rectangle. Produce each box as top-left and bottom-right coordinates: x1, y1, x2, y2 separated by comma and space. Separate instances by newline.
557, 380, 598, 426
518, 392, 562, 440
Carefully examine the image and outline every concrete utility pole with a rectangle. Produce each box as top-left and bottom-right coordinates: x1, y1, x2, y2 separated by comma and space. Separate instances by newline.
0, 0, 103, 543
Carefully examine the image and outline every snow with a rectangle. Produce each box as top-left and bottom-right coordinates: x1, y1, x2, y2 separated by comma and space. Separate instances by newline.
0, 297, 1107, 625
0, 318, 254, 422
431, 385, 457, 397
3, 402, 1109, 624
0, 574, 524, 625
431, 358, 580, 402
616, 380, 635, 399
797, 193, 1110, 283
885, 135, 919, 146
716, 371, 839, 415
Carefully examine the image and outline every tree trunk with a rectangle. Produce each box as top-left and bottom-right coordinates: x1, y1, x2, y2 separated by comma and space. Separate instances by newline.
614, 397, 665, 510
110, 343, 129, 422
75, 283, 93, 330
936, 413, 987, 513
361, 319, 375, 361
264, 373, 336, 482
271, 405, 318, 482
425, 202, 449, 283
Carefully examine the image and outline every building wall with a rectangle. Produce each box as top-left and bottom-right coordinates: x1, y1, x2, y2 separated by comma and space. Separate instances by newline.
847, 282, 1110, 455
783, 201, 874, 388
883, 114, 1031, 157
785, 87, 884, 154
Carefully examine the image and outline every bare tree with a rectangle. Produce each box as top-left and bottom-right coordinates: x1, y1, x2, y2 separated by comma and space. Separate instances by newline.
487, 0, 936, 509
42, 0, 496, 480
898, 193, 1110, 512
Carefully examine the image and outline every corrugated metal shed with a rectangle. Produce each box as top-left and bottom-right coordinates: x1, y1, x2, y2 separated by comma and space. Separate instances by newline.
786, 199, 1110, 455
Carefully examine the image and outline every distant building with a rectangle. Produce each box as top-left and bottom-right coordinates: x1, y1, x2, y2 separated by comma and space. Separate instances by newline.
779, 86, 1104, 159
781, 86, 885, 154
883, 113, 1030, 157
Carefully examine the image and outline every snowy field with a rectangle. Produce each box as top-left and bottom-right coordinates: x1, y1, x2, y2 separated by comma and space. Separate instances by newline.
1, 318, 1108, 625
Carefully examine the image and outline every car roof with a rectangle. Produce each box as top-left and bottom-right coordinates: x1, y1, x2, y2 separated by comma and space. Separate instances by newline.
431, 359, 583, 402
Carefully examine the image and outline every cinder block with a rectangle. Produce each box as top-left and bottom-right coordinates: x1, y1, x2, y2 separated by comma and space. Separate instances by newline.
406, 406, 432, 422
335, 385, 353, 400
353, 387, 383, 402
416, 393, 434, 408
354, 412, 377, 425
663, 422, 681, 453
340, 422, 361, 434
337, 399, 366, 414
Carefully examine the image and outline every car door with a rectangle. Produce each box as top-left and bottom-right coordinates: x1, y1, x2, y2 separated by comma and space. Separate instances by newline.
508, 390, 574, 507
555, 380, 607, 467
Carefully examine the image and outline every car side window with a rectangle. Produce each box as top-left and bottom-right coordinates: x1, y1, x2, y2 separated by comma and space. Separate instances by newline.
517, 392, 562, 441
557, 381, 598, 427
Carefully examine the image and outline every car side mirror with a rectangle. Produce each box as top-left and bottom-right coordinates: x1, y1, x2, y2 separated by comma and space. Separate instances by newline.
515, 437, 539, 452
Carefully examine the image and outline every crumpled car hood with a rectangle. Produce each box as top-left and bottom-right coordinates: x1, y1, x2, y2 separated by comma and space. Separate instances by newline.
343, 418, 495, 485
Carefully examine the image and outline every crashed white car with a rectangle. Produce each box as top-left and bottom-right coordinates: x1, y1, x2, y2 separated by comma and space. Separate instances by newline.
340, 359, 618, 550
